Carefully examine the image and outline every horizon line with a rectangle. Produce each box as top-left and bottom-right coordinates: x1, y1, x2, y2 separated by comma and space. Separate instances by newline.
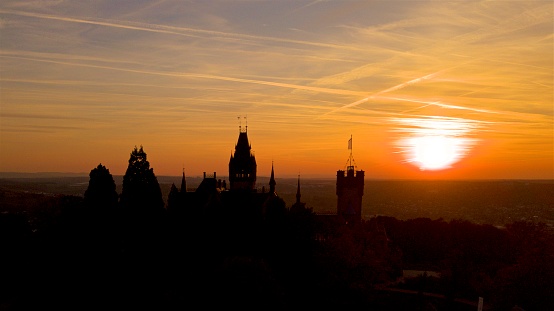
0, 171, 552, 181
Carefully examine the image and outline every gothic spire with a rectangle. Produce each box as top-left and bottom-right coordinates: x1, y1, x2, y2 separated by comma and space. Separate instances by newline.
269, 162, 276, 194
180, 169, 186, 193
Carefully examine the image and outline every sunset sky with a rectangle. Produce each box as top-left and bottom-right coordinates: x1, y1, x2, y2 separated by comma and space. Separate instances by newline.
1, 0, 552, 179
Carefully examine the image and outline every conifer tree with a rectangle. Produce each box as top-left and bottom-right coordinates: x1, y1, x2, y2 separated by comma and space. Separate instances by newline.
84, 163, 118, 209
120, 145, 164, 213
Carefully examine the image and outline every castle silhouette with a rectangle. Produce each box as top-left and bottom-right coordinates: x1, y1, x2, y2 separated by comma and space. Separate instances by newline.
167, 125, 364, 224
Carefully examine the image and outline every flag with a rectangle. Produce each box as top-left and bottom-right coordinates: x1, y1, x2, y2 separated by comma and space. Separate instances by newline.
348, 136, 352, 150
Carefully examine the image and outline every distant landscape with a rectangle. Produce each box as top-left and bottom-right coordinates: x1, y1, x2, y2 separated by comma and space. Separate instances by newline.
2, 172, 553, 310
2, 173, 552, 229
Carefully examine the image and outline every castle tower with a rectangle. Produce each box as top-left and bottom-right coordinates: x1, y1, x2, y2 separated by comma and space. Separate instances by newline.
336, 135, 364, 224
229, 123, 257, 191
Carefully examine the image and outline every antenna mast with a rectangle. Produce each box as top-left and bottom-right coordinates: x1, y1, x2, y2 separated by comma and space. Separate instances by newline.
238, 115, 247, 133
349, 134, 353, 167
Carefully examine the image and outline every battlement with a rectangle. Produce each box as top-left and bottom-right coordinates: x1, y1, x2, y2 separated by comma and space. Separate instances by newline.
336, 169, 365, 194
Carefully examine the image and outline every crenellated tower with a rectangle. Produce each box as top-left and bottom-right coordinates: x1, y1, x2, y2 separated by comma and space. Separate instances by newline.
336, 135, 364, 224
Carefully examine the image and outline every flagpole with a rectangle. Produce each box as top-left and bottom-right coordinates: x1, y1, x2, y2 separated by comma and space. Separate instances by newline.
348, 134, 353, 168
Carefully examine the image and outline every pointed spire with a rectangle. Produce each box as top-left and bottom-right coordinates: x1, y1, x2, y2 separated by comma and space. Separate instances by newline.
180, 168, 186, 193
296, 174, 301, 204
269, 162, 276, 194
290, 173, 306, 212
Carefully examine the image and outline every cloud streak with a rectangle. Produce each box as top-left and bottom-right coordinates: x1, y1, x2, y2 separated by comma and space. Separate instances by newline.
0, 9, 363, 51
0, 54, 367, 97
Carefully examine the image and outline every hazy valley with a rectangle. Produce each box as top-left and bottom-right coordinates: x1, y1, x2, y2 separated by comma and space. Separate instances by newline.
2, 174, 552, 229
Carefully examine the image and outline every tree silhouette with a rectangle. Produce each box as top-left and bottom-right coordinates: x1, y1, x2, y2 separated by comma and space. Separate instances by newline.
119, 145, 164, 213
82, 163, 120, 259
84, 163, 118, 209
118, 145, 168, 300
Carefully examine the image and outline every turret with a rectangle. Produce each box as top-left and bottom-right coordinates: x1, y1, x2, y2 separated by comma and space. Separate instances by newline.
336, 135, 364, 224
229, 126, 257, 191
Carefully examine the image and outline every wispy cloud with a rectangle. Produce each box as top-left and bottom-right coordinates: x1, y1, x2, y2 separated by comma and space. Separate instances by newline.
0, 9, 363, 51
0, 54, 367, 96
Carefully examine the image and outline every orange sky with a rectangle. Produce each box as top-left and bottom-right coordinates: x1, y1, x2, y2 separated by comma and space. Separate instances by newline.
0, 1, 552, 179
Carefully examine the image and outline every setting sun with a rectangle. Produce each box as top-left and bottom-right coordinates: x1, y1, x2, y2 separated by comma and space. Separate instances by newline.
408, 135, 463, 171
392, 117, 479, 172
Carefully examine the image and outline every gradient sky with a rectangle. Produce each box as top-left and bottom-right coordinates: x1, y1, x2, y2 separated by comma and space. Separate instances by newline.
1, 0, 552, 179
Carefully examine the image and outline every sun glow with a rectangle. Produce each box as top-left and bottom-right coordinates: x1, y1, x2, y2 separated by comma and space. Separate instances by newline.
392, 117, 480, 171
408, 135, 464, 170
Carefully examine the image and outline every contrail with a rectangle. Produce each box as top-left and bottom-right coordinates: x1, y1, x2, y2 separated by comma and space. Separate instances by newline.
321, 69, 448, 116
0, 9, 198, 37
0, 9, 363, 51
293, 0, 324, 13
384, 96, 496, 115
320, 56, 502, 118
313, 3, 551, 89
384, 96, 553, 123
380, 71, 443, 94
0, 54, 367, 97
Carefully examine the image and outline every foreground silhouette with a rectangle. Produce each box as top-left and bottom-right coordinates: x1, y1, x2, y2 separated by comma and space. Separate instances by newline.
0, 146, 552, 310
2, 199, 552, 310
